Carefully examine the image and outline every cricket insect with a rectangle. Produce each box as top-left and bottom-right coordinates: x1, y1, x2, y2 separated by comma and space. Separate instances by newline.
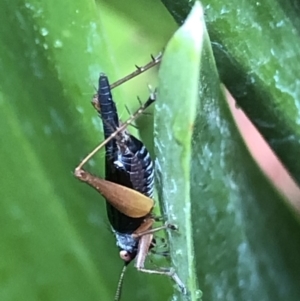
74, 53, 186, 300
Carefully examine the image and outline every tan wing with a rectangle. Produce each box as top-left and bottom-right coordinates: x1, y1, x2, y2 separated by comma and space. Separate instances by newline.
75, 169, 154, 218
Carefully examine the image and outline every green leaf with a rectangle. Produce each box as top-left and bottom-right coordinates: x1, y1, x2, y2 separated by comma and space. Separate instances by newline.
155, 2, 204, 300
0, 1, 176, 300
161, 0, 300, 186
156, 1, 300, 301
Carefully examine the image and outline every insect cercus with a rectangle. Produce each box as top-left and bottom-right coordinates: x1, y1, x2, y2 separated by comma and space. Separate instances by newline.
74, 53, 186, 300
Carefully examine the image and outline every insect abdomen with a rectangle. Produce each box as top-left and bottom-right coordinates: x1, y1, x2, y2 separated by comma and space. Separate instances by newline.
97, 73, 154, 234
97, 74, 120, 159
98, 74, 119, 138
120, 135, 154, 198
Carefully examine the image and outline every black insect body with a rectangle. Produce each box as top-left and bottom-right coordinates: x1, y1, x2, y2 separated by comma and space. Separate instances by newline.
96, 73, 154, 262
74, 54, 186, 300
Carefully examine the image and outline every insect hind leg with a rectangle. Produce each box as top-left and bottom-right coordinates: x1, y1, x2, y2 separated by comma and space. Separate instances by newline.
75, 90, 156, 173
109, 53, 162, 90
137, 266, 187, 295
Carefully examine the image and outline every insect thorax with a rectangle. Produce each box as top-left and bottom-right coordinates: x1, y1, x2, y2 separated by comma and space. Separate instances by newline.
113, 229, 138, 253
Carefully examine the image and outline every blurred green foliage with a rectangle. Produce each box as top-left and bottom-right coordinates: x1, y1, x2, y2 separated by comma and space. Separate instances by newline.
1, 0, 300, 301
0, 0, 177, 300
162, 0, 300, 186
157, 3, 300, 301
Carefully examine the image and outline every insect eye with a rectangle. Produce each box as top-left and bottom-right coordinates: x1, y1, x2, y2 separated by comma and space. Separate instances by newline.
119, 250, 131, 262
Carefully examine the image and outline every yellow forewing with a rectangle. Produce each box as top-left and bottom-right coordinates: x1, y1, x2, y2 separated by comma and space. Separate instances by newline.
77, 169, 154, 218
95, 178, 154, 218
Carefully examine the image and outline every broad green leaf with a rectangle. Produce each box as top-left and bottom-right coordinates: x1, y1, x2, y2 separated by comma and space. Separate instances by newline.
161, 0, 300, 186
156, 1, 300, 301
0, 1, 176, 300
155, 3, 203, 301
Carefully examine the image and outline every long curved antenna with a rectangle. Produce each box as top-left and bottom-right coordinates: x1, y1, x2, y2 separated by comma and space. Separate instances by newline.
76, 90, 156, 170
114, 265, 127, 301
110, 53, 162, 90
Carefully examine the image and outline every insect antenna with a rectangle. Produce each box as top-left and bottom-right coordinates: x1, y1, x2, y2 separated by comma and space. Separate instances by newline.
114, 264, 128, 301
76, 89, 156, 171
110, 53, 162, 90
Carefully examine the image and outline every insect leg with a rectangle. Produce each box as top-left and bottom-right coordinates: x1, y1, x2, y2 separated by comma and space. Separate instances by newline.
74, 168, 154, 218
110, 53, 162, 90
135, 234, 187, 295
132, 221, 177, 239
75, 91, 156, 171
137, 267, 187, 295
